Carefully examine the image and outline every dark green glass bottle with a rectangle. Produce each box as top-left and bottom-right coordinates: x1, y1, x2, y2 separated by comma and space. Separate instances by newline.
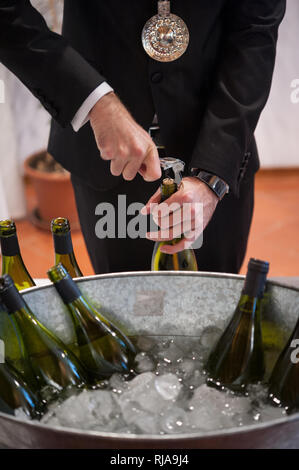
51, 217, 83, 278
268, 317, 299, 412
0, 275, 88, 395
0, 219, 35, 291
151, 178, 198, 271
47, 263, 137, 380
205, 258, 269, 393
0, 361, 45, 419
0, 299, 40, 393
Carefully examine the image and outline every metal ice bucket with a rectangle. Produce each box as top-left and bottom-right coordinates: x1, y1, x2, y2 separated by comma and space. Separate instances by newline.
1, 271, 299, 449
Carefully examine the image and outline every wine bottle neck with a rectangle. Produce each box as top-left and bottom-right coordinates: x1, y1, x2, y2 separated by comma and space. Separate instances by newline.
242, 269, 267, 299
0, 284, 26, 314
161, 178, 177, 201
0, 234, 20, 257
53, 232, 73, 255
52, 275, 81, 305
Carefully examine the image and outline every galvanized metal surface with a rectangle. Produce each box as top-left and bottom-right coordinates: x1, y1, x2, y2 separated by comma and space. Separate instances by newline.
0, 271, 299, 449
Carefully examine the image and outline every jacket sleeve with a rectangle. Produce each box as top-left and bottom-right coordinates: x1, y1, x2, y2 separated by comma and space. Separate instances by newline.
0, 0, 106, 127
189, 0, 286, 195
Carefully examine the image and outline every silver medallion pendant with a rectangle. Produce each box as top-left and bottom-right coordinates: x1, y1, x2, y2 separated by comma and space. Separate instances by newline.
142, 1, 189, 62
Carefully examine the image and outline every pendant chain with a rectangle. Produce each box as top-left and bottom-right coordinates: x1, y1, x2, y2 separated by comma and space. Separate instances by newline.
158, 0, 171, 17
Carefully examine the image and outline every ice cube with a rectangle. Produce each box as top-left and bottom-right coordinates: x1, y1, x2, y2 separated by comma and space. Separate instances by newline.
155, 373, 182, 401
177, 358, 197, 379
54, 393, 90, 428
259, 404, 286, 423
87, 390, 117, 424
157, 341, 184, 364
14, 408, 31, 421
247, 383, 268, 406
124, 372, 156, 398
119, 400, 144, 425
109, 373, 128, 394
117, 399, 158, 434
119, 372, 164, 414
134, 411, 158, 434
52, 389, 118, 430
159, 406, 190, 434
135, 352, 155, 373
92, 415, 126, 433
187, 370, 206, 389
188, 384, 251, 431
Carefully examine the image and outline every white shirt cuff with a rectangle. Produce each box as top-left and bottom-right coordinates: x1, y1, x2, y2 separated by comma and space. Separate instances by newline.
71, 82, 114, 132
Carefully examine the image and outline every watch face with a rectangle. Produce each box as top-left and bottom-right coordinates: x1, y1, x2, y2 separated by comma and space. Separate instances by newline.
214, 180, 226, 198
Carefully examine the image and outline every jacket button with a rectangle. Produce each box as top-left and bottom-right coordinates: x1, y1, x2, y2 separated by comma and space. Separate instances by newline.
151, 72, 163, 83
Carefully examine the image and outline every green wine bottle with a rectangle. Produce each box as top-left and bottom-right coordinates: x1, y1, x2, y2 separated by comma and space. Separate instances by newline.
51, 217, 83, 278
0, 300, 40, 393
0, 360, 45, 419
151, 178, 198, 271
47, 263, 137, 380
0, 274, 88, 395
205, 258, 269, 393
0, 219, 35, 291
268, 317, 299, 412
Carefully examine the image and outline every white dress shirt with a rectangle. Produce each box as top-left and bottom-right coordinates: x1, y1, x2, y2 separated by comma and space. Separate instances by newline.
71, 81, 114, 132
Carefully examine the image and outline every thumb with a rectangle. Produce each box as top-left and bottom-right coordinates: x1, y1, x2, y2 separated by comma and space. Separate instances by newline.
139, 145, 161, 182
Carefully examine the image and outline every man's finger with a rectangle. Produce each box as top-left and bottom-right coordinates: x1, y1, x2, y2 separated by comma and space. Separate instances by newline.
156, 184, 193, 208
146, 219, 197, 241
146, 226, 183, 242
110, 158, 126, 177
122, 158, 143, 181
159, 228, 203, 254
140, 146, 161, 182
154, 204, 202, 229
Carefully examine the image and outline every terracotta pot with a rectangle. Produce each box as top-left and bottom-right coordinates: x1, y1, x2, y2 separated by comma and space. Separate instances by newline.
24, 150, 80, 231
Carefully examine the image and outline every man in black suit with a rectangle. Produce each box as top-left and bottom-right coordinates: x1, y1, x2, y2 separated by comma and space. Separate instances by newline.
0, 1, 286, 274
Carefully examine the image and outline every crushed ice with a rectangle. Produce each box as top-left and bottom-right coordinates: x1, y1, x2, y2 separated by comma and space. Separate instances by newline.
15, 329, 287, 435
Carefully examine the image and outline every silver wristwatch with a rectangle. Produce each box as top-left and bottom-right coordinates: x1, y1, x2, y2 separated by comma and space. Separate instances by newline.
190, 169, 229, 200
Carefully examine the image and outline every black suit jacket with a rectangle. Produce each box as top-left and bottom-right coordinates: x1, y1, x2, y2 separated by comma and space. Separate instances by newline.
0, 0, 286, 195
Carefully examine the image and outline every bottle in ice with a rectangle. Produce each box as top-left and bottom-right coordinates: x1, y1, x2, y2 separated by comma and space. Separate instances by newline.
51, 217, 83, 278
0, 219, 35, 290
151, 178, 198, 271
0, 360, 45, 419
0, 274, 88, 395
268, 317, 299, 412
205, 258, 269, 392
0, 300, 40, 392
47, 263, 137, 380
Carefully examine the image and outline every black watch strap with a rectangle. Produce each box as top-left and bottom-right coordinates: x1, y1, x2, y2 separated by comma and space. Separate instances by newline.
190, 169, 229, 200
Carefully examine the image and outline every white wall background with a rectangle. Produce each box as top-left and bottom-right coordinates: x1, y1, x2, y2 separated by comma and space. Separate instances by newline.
0, 0, 63, 219
0, 0, 298, 219
255, 0, 299, 167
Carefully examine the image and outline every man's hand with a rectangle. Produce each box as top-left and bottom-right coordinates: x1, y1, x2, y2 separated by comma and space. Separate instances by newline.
141, 177, 219, 254
89, 92, 161, 182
